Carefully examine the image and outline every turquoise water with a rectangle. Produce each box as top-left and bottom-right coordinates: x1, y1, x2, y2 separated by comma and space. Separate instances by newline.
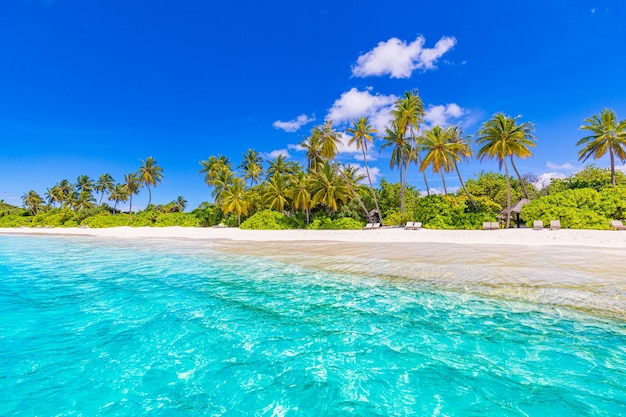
1, 236, 625, 416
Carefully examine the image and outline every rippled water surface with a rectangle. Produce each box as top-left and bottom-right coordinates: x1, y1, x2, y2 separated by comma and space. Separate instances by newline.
1, 235, 625, 416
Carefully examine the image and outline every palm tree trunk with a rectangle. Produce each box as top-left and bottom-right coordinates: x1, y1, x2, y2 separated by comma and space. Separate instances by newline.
99, 192, 104, 206
399, 158, 405, 214
440, 172, 448, 195
362, 147, 384, 226
610, 148, 616, 186
455, 164, 479, 211
504, 160, 511, 229
147, 186, 152, 207
129, 196, 133, 213
339, 164, 371, 223
509, 156, 529, 199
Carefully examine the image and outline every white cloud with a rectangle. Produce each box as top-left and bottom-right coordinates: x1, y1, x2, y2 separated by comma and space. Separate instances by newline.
424, 103, 467, 127
352, 35, 457, 79
546, 161, 576, 171
272, 114, 315, 132
261, 149, 290, 159
326, 87, 397, 133
287, 143, 305, 152
533, 172, 566, 190
345, 163, 381, 185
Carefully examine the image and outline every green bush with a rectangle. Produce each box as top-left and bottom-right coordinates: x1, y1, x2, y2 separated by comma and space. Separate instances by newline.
0, 213, 32, 227
306, 216, 364, 230
240, 210, 297, 230
153, 213, 200, 227
80, 213, 134, 228
413, 195, 494, 229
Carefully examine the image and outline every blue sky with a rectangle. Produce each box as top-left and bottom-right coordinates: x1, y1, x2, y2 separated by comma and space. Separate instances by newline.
1, 0, 625, 211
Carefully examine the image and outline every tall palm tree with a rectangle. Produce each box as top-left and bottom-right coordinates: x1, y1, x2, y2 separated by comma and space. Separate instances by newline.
22, 190, 44, 215
346, 117, 383, 225
308, 161, 350, 212
476, 113, 536, 228
138, 157, 164, 207
380, 122, 410, 213
266, 154, 294, 178
239, 149, 264, 187
314, 120, 342, 161
95, 173, 115, 205
123, 173, 141, 213
578, 108, 626, 186
301, 134, 323, 171
56, 179, 74, 208
338, 163, 372, 222
221, 177, 250, 226
76, 190, 96, 211
447, 126, 479, 211
108, 184, 128, 214
287, 171, 312, 225
263, 174, 290, 212
392, 90, 429, 196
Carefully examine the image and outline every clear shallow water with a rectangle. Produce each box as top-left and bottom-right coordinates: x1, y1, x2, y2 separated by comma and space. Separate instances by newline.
1, 236, 625, 416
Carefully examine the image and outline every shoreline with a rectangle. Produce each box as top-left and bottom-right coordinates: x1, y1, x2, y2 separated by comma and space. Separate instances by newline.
2, 226, 626, 248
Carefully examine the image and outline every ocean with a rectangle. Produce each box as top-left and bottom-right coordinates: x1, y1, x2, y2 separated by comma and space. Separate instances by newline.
1, 235, 625, 416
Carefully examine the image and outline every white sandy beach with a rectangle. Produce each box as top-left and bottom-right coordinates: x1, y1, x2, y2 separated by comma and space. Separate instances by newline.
2, 226, 626, 248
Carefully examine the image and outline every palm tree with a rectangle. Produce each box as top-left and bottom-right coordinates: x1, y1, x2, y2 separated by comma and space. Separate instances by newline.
420, 126, 455, 195
76, 190, 96, 211
287, 171, 312, 225
123, 173, 141, 213
137, 157, 164, 207
476, 113, 536, 228
175, 196, 187, 212
392, 89, 429, 196
200, 155, 231, 185
108, 184, 128, 213
313, 120, 342, 161
263, 174, 290, 212
447, 126, 479, 211
308, 161, 350, 212
346, 117, 384, 225
75, 175, 95, 195
578, 108, 626, 186
380, 122, 411, 213
95, 173, 115, 205
301, 134, 323, 171
22, 190, 44, 215
239, 149, 264, 187
221, 178, 250, 226
266, 154, 294, 178
56, 179, 74, 208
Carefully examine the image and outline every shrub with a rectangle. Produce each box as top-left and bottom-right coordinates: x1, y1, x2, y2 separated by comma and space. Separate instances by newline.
306, 216, 364, 230
240, 210, 297, 230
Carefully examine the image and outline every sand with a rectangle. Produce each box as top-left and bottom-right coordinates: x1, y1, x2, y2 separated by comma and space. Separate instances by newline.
2, 226, 626, 320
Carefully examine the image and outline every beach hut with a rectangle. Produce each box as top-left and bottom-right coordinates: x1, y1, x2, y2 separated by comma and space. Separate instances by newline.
499, 198, 531, 228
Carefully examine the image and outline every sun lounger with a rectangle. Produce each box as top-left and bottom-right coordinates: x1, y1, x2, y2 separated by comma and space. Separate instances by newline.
482, 221, 499, 230
372, 223, 381, 229
413, 222, 422, 230
404, 222, 415, 230
609, 220, 626, 230
533, 220, 544, 230
363, 223, 373, 230
549, 220, 561, 230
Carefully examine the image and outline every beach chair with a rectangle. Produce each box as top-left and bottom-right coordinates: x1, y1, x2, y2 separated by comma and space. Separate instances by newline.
372, 223, 381, 229
483, 222, 499, 230
404, 222, 415, 230
609, 220, 626, 230
413, 222, 422, 230
363, 223, 374, 230
532, 220, 544, 230
549, 220, 561, 230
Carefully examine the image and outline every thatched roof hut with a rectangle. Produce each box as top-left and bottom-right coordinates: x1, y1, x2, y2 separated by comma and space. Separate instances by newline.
499, 198, 531, 228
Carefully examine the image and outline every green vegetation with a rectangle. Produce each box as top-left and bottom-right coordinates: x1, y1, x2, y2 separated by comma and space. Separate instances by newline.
3, 107, 626, 230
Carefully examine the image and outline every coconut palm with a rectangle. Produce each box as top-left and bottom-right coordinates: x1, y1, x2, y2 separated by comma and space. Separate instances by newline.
200, 155, 231, 185
263, 174, 290, 212
56, 179, 74, 208
221, 177, 250, 226
420, 126, 455, 195
108, 183, 128, 213
308, 161, 350, 212
380, 122, 411, 213
75, 175, 95, 195
95, 173, 115, 205
392, 89, 429, 196
266, 154, 294, 178
22, 190, 44, 215
239, 149, 264, 187
447, 126, 479, 211
301, 134, 323, 171
313, 120, 342, 161
123, 173, 141, 213
175, 196, 187, 212
138, 156, 164, 207
287, 171, 312, 225
476, 113, 536, 228
346, 117, 383, 225
76, 190, 96, 211
578, 108, 626, 186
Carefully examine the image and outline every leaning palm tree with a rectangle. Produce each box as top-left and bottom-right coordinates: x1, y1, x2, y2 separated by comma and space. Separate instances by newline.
221, 178, 250, 226
123, 173, 141, 213
138, 157, 164, 207
95, 173, 115, 205
420, 126, 455, 195
476, 113, 536, 228
22, 190, 44, 215
447, 126, 479, 211
346, 117, 383, 225
578, 108, 626, 186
